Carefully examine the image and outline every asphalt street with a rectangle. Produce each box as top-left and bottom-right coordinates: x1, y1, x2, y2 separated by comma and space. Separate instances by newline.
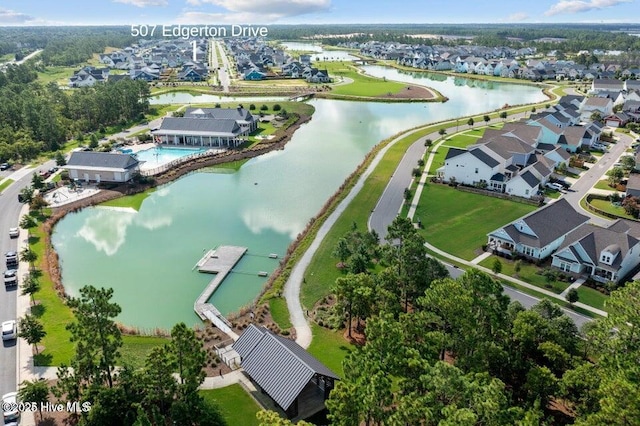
0, 160, 54, 396
444, 264, 591, 329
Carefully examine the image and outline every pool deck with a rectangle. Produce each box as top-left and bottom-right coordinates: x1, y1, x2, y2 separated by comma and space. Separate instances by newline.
195, 245, 247, 337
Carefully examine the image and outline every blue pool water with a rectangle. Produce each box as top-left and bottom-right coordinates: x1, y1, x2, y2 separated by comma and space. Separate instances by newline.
136, 146, 207, 167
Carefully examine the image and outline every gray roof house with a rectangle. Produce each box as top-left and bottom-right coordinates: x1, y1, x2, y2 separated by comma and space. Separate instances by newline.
233, 324, 339, 419
64, 151, 139, 183
487, 199, 590, 260
152, 107, 258, 148
552, 219, 640, 283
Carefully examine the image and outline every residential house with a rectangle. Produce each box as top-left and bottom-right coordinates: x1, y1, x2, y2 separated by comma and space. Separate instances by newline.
64, 151, 139, 183
604, 112, 631, 128
551, 219, 640, 283
580, 97, 613, 121
487, 199, 590, 259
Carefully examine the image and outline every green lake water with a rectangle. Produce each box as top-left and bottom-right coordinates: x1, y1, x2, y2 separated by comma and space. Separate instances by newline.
52, 70, 546, 330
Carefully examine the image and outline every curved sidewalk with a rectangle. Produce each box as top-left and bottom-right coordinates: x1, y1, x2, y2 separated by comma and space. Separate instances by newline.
283, 123, 448, 349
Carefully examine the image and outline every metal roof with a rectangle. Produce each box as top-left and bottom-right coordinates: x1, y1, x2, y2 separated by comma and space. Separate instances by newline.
154, 117, 241, 136
233, 325, 339, 411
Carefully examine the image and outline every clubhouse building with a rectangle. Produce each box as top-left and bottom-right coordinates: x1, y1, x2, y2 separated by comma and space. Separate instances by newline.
151, 107, 258, 148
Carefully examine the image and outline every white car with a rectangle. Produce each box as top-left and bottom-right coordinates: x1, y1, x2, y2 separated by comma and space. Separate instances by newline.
8, 228, 18, 239
2, 392, 18, 422
546, 182, 564, 191
3, 269, 17, 286
1, 320, 17, 341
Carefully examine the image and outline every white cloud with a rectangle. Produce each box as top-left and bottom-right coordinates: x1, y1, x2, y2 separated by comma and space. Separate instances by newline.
0, 8, 35, 24
176, 11, 280, 23
178, 0, 331, 22
505, 12, 529, 22
545, 0, 631, 16
113, 0, 168, 7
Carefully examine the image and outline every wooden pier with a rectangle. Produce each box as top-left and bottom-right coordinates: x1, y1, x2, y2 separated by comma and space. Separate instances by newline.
194, 245, 247, 336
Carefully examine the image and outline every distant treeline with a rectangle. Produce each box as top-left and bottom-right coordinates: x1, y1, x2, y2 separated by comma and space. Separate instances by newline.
0, 26, 135, 65
0, 63, 149, 162
267, 23, 640, 53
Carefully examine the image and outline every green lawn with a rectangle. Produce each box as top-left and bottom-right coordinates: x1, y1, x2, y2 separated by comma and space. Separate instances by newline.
427, 144, 449, 175
307, 324, 354, 378
201, 384, 261, 426
100, 190, 155, 211
269, 297, 292, 330
589, 198, 633, 219
322, 61, 411, 98
415, 184, 537, 260
544, 188, 561, 199
37, 66, 75, 85
120, 335, 169, 369
576, 286, 609, 311
479, 255, 570, 295
593, 180, 615, 191
30, 224, 76, 366
0, 178, 14, 193
441, 133, 482, 148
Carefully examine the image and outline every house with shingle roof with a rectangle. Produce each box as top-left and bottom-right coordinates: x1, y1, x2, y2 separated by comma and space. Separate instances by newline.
487, 199, 590, 259
527, 117, 563, 144
580, 97, 613, 120
64, 151, 139, 183
233, 324, 339, 419
551, 219, 640, 283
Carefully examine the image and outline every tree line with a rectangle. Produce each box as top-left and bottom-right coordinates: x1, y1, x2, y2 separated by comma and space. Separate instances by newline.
324, 217, 639, 425
20, 285, 226, 426
0, 63, 149, 163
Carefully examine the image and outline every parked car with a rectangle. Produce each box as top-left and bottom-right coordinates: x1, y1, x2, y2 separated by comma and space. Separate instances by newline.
0, 163, 9, 171
5, 251, 18, 267
3, 269, 17, 287
1, 320, 16, 341
2, 391, 18, 422
546, 182, 564, 191
8, 227, 18, 238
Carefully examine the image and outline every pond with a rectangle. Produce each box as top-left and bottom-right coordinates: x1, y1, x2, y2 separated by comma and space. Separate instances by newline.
279, 41, 359, 62
52, 68, 546, 330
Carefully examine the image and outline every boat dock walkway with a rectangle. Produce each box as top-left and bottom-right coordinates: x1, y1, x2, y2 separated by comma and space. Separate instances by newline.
195, 245, 247, 336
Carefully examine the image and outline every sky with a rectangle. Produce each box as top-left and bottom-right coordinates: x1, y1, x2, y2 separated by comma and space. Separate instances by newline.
0, 0, 638, 26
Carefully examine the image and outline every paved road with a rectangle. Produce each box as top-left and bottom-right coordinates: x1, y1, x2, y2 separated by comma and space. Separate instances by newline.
444, 264, 591, 328
214, 40, 231, 93
564, 132, 633, 224
0, 161, 55, 396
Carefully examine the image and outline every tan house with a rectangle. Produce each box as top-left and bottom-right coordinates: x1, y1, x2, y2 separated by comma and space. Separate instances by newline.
64, 151, 140, 183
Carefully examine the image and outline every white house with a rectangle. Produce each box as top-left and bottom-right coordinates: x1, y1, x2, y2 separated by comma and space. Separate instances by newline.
64, 151, 139, 183
487, 199, 590, 259
552, 219, 640, 283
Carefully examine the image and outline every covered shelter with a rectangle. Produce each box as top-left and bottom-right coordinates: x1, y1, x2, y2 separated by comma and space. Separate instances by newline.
233, 324, 339, 419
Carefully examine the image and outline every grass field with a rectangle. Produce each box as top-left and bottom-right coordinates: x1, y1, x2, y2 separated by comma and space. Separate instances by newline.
0, 178, 14, 193
322, 61, 409, 97
100, 190, 155, 211
589, 198, 633, 219
307, 324, 354, 377
201, 384, 261, 426
479, 255, 570, 295
576, 286, 608, 311
441, 131, 483, 148
593, 180, 615, 191
37, 66, 75, 85
119, 335, 169, 369
268, 297, 292, 330
415, 184, 537, 260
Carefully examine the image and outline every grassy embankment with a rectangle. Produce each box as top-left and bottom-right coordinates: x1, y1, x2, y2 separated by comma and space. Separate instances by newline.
201, 384, 261, 426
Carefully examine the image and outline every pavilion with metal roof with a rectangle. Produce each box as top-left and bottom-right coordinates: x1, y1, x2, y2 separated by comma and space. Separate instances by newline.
233, 324, 339, 419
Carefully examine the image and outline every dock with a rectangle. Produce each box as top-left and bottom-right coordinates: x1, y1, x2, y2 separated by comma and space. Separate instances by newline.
194, 245, 247, 336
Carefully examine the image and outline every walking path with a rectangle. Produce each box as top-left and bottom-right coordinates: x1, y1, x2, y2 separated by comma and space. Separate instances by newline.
470, 251, 493, 265
424, 241, 606, 316
560, 277, 586, 298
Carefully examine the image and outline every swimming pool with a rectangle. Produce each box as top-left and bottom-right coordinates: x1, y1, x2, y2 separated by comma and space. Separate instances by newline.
135, 146, 208, 169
